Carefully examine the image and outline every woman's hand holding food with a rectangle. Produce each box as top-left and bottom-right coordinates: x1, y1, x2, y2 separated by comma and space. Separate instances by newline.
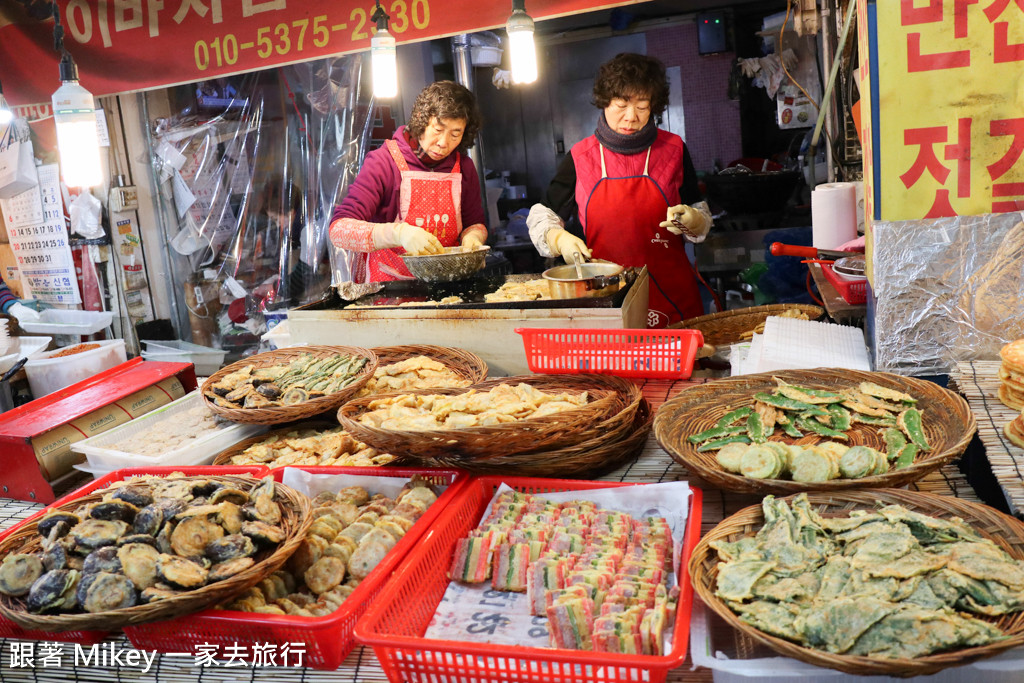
460, 227, 486, 252
373, 221, 444, 255
661, 203, 711, 243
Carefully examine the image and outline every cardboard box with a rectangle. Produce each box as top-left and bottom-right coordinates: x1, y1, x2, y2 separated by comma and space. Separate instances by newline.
0, 359, 197, 502
0, 243, 23, 297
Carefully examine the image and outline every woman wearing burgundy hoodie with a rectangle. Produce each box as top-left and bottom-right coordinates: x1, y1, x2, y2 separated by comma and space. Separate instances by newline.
330, 81, 487, 282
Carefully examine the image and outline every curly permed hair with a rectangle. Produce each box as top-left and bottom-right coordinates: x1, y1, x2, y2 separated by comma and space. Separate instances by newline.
406, 81, 482, 152
592, 53, 669, 116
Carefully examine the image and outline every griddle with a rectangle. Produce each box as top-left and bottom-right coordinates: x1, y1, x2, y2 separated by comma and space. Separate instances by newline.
306, 270, 639, 311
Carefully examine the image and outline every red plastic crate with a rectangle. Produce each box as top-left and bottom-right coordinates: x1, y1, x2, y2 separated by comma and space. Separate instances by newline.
516, 327, 704, 379
354, 476, 703, 683
124, 466, 469, 670
0, 466, 268, 645
820, 263, 867, 304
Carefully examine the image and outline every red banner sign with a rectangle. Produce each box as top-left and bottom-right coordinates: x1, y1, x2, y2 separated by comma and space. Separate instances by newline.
0, 0, 640, 106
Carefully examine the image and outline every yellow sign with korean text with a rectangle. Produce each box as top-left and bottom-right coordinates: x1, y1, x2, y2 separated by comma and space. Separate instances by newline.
874, 2, 1024, 221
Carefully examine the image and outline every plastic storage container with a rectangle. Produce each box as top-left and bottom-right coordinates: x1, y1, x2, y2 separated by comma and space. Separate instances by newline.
516, 327, 704, 379
141, 339, 227, 376
70, 390, 266, 477
125, 466, 469, 670
24, 339, 127, 397
820, 263, 867, 304
690, 598, 1024, 683
354, 476, 704, 683
17, 309, 114, 335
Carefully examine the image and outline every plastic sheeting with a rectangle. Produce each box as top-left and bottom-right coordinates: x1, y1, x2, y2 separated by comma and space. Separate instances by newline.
146, 56, 374, 354
872, 211, 1024, 375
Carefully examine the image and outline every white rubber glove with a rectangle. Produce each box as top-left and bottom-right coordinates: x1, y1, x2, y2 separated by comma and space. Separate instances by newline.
461, 231, 484, 252
546, 228, 592, 265
373, 222, 444, 255
660, 202, 712, 243
8, 302, 40, 323
492, 68, 511, 90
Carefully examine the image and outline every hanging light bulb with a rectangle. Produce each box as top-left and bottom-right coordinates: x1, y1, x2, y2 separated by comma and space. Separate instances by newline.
371, 0, 398, 99
506, 0, 538, 84
51, 10, 102, 188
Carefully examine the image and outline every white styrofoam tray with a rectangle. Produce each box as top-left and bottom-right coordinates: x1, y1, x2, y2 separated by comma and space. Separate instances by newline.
0, 336, 51, 373
690, 598, 1024, 682
70, 390, 265, 477
19, 309, 114, 335
141, 339, 227, 375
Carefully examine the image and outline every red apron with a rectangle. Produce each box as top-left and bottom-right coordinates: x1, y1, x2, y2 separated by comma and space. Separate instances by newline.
583, 145, 702, 328
368, 139, 464, 281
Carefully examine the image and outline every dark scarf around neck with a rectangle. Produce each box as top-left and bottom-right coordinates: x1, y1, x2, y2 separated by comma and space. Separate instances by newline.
595, 114, 657, 155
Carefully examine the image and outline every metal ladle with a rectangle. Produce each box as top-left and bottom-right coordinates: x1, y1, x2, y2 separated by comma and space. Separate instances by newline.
572, 250, 585, 279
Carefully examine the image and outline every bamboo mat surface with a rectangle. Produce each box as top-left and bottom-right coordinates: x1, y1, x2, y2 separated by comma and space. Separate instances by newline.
0, 376, 983, 682
950, 360, 1024, 516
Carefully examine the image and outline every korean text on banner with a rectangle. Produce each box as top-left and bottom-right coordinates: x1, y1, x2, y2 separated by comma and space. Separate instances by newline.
874, 3, 1024, 221
0, 0, 641, 106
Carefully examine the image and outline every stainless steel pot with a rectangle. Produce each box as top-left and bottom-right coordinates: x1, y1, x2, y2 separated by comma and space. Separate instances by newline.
542, 261, 624, 299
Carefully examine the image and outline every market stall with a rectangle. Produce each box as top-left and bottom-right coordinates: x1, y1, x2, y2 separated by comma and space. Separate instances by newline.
0, 375, 1007, 683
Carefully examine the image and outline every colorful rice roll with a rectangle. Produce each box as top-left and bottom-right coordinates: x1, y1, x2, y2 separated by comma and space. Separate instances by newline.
546, 594, 594, 650
491, 542, 531, 592
447, 534, 492, 583
528, 557, 566, 615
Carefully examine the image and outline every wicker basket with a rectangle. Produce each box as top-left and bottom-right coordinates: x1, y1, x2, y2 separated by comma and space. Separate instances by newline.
690, 489, 1024, 677
0, 474, 311, 632
673, 304, 824, 347
654, 368, 975, 495
338, 374, 639, 461
429, 397, 653, 478
201, 345, 378, 425
358, 345, 489, 397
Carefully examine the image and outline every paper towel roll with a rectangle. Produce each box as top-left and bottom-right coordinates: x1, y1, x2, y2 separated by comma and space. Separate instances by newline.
812, 182, 858, 250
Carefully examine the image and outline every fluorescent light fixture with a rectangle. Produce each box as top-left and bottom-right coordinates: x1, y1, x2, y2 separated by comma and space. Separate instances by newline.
0, 81, 12, 126
52, 57, 102, 188
507, 0, 538, 84
371, 1, 398, 99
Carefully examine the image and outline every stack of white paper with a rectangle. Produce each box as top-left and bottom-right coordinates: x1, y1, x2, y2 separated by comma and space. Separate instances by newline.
731, 316, 871, 376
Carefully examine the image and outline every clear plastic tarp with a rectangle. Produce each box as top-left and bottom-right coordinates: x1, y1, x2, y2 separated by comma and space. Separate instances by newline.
145, 56, 374, 356
871, 211, 1024, 375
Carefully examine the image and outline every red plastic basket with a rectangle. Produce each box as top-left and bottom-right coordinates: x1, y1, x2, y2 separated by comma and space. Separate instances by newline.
124, 466, 468, 670
0, 466, 268, 645
820, 263, 867, 304
354, 476, 703, 683
515, 328, 704, 379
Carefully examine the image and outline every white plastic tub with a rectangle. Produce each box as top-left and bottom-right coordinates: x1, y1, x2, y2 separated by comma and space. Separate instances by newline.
25, 339, 127, 397
18, 309, 114, 335
70, 390, 265, 477
690, 598, 1024, 683
141, 339, 227, 376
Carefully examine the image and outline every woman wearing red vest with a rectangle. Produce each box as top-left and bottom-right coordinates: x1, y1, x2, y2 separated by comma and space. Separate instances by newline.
528, 53, 712, 328
330, 81, 488, 282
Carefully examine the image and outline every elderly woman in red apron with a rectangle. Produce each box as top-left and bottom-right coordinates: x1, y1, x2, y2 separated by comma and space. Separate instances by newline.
527, 54, 712, 328
330, 81, 487, 281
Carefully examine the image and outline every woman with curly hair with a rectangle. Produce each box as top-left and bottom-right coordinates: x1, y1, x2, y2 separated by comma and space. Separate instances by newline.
528, 53, 712, 327
330, 81, 488, 281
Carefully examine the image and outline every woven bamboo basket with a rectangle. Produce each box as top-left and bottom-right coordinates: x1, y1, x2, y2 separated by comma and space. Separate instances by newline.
673, 303, 824, 347
0, 474, 311, 632
430, 397, 653, 478
357, 344, 489, 397
337, 374, 639, 461
654, 368, 975, 494
690, 489, 1024, 677
201, 345, 377, 425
